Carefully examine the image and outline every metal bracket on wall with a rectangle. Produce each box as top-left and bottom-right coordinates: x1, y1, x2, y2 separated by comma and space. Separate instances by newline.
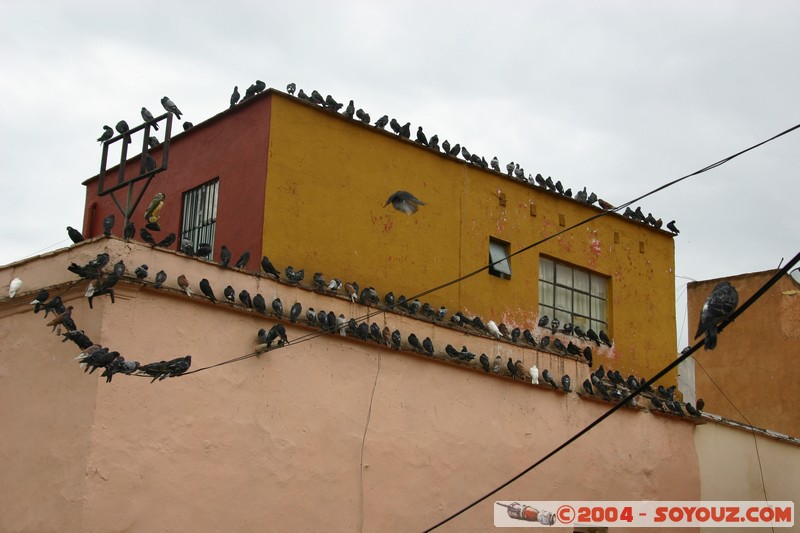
97, 112, 174, 228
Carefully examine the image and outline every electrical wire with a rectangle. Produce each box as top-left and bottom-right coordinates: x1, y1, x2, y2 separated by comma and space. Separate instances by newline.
423, 249, 800, 532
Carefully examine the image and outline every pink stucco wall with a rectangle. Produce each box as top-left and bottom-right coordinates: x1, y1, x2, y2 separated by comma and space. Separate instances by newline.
0, 239, 700, 532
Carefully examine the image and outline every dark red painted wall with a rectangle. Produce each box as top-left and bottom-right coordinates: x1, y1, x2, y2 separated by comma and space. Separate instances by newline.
82, 95, 272, 266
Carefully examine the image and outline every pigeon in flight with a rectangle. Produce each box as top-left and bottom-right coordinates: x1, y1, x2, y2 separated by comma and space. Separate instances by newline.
97, 125, 113, 143
161, 96, 182, 119
385, 191, 425, 214
141, 107, 159, 130
695, 281, 738, 350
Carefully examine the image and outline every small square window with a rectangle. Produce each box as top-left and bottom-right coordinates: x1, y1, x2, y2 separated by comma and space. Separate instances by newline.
489, 238, 511, 280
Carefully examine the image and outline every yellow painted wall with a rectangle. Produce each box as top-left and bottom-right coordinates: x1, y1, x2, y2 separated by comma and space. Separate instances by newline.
263, 93, 677, 381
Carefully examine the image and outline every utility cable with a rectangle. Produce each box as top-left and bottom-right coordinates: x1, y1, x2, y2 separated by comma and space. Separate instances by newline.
423, 249, 800, 532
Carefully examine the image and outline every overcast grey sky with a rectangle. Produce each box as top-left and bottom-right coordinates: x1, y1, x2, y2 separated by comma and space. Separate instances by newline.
2, 1, 799, 347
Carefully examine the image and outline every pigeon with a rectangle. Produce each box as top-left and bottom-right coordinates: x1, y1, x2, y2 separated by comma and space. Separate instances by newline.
177, 274, 192, 297
148, 136, 160, 148
422, 337, 434, 356
408, 333, 424, 352
318, 311, 329, 330
311, 272, 326, 291
9, 278, 22, 298
538, 315, 549, 328
180, 239, 194, 255
134, 264, 149, 280
566, 342, 582, 357
399, 122, 410, 138
140, 227, 157, 246
490, 157, 500, 172
492, 356, 502, 373
529, 364, 539, 384
552, 338, 567, 354
260, 256, 280, 278
442, 140, 452, 154
102, 357, 140, 383
199, 279, 216, 303
573, 325, 587, 340
223, 285, 235, 303
375, 115, 389, 129
284, 266, 304, 284
271, 297, 283, 318
539, 336, 551, 349
325, 95, 343, 111
390, 330, 401, 350
561, 375, 572, 392
286, 83, 296, 95
369, 323, 383, 343
289, 302, 302, 323
356, 322, 369, 341
507, 358, 519, 379
253, 294, 267, 315
235, 251, 251, 269
406, 299, 421, 315
591, 374, 610, 399
310, 90, 325, 106
695, 281, 738, 350
327, 278, 342, 292
582, 379, 593, 395
685, 403, 701, 417
141, 107, 159, 130
428, 135, 439, 151
67, 226, 84, 244
459, 346, 476, 362
514, 360, 527, 378
101, 214, 115, 237
696, 398, 705, 412
78, 348, 120, 374
97, 125, 113, 143
219, 245, 232, 267
153, 270, 167, 289
669, 401, 686, 417
485, 320, 502, 338
649, 396, 665, 411
415, 127, 428, 146
476, 354, 490, 372
599, 330, 612, 347
460, 146, 471, 161
449, 143, 460, 157
436, 306, 447, 321
542, 369, 558, 389
666, 220, 680, 235
230, 86, 240, 107
511, 327, 521, 343
360, 287, 379, 306
523, 329, 537, 346
345, 282, 358, 302
550, 317, 560, 334
445, 344, 460, 358
627, 375, 640, 391
121, 221, 134, 241
194, 243, 212, 258
29, 289, 49, 312
161, 96, 182, 119
385, 191, 425, 214
115, 120, 131, 143
587, 328, 601, 346
343, 100, 355, 118
297, 89, 309, 100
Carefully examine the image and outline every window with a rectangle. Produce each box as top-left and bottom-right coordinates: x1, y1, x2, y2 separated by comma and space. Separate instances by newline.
538, 257, 608, 332
489, 238, 512, 279
181, 178, 219, 259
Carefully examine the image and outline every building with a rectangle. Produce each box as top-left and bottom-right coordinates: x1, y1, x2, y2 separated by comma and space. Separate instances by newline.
687, 270, 800, 439
0, 238, 701, 532
81, 87, 678, 382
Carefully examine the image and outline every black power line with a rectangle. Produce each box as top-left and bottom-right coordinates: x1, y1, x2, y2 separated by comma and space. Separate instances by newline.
423, 249, 800, 532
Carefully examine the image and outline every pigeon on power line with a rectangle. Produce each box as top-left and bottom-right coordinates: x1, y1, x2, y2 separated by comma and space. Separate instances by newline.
161, 96, 182, 119
385, 191, 425, 214
695, 281, 738, 350
97, 125, 113, 143
141, 107, 159, 130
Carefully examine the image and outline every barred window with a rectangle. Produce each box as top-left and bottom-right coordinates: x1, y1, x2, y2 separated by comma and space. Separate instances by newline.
489, 238, 512, 280
181, 178, 219, 259
538, 257, 608, 332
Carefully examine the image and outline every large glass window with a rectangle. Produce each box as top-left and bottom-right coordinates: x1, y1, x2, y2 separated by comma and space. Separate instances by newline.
538, 257, 608, 332
181, 178, 219, 259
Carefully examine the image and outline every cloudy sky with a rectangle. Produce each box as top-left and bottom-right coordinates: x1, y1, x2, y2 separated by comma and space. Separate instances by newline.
2, 1, 799, 346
